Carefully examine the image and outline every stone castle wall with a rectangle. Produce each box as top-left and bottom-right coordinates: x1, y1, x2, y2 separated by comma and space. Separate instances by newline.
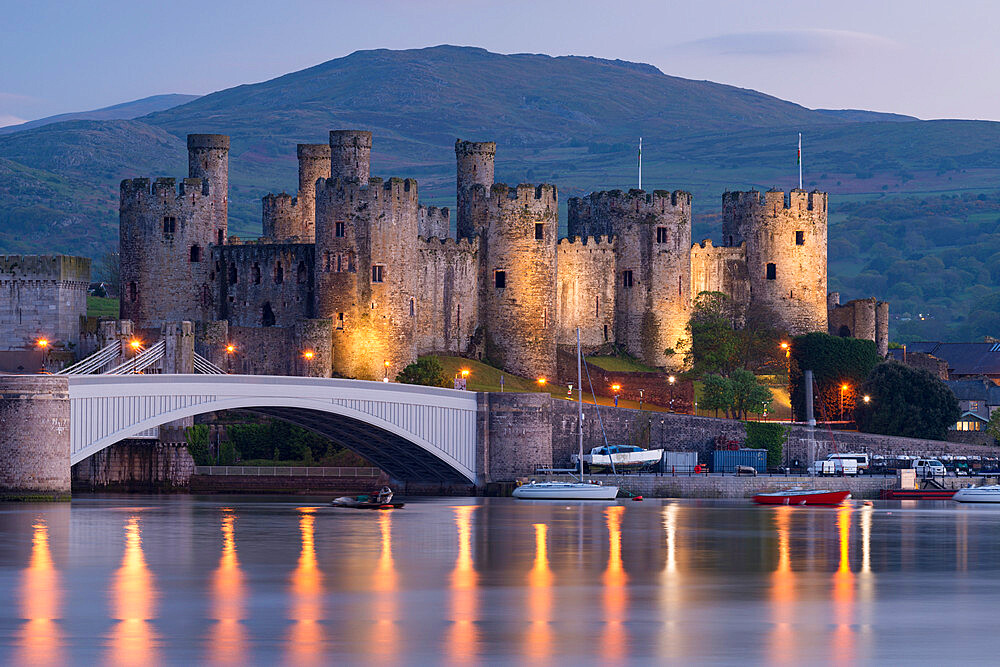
0, 255, 90, 349
215, 241, 314, 328
416, 236, 479, 355
828, 294, 890, 356
418, 205, 450, 239
556, 236, 616, 348
723, 189, 828, 335
476, 183, 558, 379
0, 375, 70, 498
689, 240, 749, 315
315, 177, 419, 380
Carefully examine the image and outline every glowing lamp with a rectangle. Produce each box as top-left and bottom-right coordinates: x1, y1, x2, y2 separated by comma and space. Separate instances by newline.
863, 395, 871, 404
303, 350, 315, 361
537, 377, 547, 386
611, 383, 621, 393
36, 338, 49, 349
225, 344, 236, 354
129, 339, 142, 351
461, 369, 470, 378
668, 375, 676, 384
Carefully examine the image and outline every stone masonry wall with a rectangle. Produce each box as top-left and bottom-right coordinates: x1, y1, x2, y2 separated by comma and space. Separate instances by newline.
0, 255, 90, 350
556, 236, 616, 348
485, 392, 552, 480
419, 205, 451, 239
215, 241, 314, 327
416, 236, 479, 355
71, 440, 195, 491
689, 240, 749, 318
0, 375, 70, 498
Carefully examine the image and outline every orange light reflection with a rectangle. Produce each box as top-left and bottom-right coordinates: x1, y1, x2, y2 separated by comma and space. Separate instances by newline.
526, 523, 552, 663
768, 506, 796, 665
447, 506, 478, 665
371, 511, 398, 659
209, 509, 245, 664
602, 506, 627, 661
831, 505, 855, 665
17, 519, 63, 666
288, 508, 323, 665
107, 515, 158, 665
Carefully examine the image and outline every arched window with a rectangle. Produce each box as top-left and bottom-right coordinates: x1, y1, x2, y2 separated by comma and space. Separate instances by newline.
252, 263, 261, 285
838, 325, 851, 337
297, 261, 307, 284
190, 245, 201, 262
262, 302, 276, 327
274, 261, 284, 284
128, 281, 137, 303
323, 251, 331, 272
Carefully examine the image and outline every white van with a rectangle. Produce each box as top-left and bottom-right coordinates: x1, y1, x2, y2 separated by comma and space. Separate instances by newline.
809, 458, 858, 476
827, 453, 870, 474
912, 458, 946, 477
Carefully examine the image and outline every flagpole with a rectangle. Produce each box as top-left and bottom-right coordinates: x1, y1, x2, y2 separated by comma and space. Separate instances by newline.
638, 137, 642, 190
798, 133, 802, 189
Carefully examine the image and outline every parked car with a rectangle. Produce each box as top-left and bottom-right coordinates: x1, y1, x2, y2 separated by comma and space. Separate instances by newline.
912, 459, 946, 477
827, 452, 870, 473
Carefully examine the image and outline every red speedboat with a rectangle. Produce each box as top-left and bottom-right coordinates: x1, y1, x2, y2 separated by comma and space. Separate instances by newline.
753, 488, 851, 506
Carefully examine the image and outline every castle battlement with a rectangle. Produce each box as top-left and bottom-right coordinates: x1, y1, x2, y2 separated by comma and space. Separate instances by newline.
723, 189, 827, 213
121, 177, 211, 204
417, 235, 478, 252
692, 239, 746, 251
317, 176, 419, 203
576, 188, 691, 212
557, 234, 615, 247
469, 182, 557, 210
0, 255, 91, 283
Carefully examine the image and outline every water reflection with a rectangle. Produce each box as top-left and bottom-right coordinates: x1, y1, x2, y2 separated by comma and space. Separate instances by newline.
107, 515, 158, 665
769, 507, 796, 665
209, 509, 245, 664
660, 504, 684, 661
447, 506, 478, 664
371, 511, 398, 659
526, 522, 552, 663
288, 508, 323, 665
17, 519, 63, 666
602, 505, 627, 661
831, 506, 855, 665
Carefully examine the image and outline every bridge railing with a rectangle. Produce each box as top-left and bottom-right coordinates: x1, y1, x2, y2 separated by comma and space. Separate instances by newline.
193, 466, 382, 477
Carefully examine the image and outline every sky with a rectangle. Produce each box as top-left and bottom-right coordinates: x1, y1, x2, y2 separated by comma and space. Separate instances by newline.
1, 0, 999, 126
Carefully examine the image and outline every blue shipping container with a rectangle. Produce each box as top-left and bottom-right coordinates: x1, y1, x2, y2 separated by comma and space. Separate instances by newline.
712, 449, 768, 473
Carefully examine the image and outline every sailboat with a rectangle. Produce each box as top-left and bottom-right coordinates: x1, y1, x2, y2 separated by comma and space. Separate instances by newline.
513, 328, 620, 500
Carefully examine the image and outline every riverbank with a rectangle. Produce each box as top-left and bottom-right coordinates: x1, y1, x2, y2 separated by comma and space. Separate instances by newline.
526, 473, 998, 500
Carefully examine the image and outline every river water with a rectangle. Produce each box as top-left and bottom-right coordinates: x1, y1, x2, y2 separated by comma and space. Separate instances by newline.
0, 495, 996, 665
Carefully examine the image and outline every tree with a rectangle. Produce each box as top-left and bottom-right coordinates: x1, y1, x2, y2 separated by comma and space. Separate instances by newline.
745, 422, 788, 467
789, 332, 881, 421
97, 250, 120, 298
395, 356, 450, 388
986, 410, 1000, 444
730, 369, 773, 420
701, 374, 734, 417
185, 424, 213, 465
854, 362, 960, 440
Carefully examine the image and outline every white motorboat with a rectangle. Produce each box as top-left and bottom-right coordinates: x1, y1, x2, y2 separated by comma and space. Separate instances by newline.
572, 445, 662, 472
512, 480, 620, 500
953, 485, 1000, 503
513, 327, 619, 501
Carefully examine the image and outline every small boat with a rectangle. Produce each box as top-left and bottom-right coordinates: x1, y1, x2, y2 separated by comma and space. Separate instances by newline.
330, 495, 405, 509
881, 489, 956, 500
753, 488, 851, 506
571, 445, 662, 472
331, 486, 404, 510
952, 485, 1000, 503
512, 481, 620, 500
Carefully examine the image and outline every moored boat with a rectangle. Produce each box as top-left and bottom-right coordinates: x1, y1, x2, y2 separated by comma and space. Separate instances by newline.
753, 488, 851, 506
571, 445, 662, 472
952, 485, 1000, 503
512, 481, 620, 500
330, 495, 405, 509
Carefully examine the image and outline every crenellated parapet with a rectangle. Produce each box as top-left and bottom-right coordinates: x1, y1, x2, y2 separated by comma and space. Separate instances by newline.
214, 241, 315, 328
418, 204, 451, 239
568, 188, 691, 239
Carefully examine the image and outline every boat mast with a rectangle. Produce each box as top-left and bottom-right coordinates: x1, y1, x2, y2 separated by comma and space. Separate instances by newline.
577, 326, 584, 478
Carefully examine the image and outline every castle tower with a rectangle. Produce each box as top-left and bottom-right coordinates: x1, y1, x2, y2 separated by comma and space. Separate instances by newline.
261, 193, 298, 240
296, 143, 331, 239
186, 134, 229, 241
329, 130, 372, 181
477, 183, 558, 379
120, 134, 229, 327
567, 189, 692, 368
314, 175, 420, 380
723, 189, 828, 335
455, 140, 496, 239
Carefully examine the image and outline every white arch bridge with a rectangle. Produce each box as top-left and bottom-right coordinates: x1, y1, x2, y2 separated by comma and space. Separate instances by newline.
67, 375, 480, 484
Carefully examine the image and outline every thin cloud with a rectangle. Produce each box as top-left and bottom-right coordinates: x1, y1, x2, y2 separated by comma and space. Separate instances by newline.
669, 29, 899, 58
0, 115, 27, 128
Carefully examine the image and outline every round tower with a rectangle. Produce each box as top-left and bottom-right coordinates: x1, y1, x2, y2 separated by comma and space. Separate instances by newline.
314, 176, 420, 380
455, 140, 496, 239
186, 134, 229, 242
480, 183, 558, 380
296, 143, 331, 240
329, 130, 372, 181
734, 189, 828, 335
261, 193, 298, 240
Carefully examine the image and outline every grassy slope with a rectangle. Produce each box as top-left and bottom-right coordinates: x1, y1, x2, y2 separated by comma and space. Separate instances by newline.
87, 295, 118, 318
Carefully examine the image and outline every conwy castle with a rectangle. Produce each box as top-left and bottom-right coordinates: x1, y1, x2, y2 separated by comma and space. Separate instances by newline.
116, 131, 888, 380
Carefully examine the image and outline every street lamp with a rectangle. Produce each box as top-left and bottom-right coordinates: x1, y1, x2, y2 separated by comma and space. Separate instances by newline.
461, 369, 470, 379
668, 375, 676, 412
537, 377, 547, 388
36, 338, 49, 373
383, 359, 391, 383
863, 394, 871, 404
225, 343, 236, 373
302, 349, 314, 376
840, 383, 849, 420
611, 383, 621, 407
639, 388, 644, 411
129, 339, 142, 374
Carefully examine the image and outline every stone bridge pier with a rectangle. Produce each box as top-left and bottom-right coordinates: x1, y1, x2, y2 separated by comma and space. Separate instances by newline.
0, 376, 72, 499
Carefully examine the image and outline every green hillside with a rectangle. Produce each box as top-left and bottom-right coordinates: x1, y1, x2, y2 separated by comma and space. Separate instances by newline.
3, 45, 1000, 339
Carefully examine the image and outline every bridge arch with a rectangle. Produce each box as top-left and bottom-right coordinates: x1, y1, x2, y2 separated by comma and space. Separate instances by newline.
67, 375, 479, 483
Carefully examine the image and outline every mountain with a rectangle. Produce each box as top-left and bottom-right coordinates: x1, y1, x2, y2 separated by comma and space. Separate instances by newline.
0, 94, 200, 135
3, 46, 1000, 338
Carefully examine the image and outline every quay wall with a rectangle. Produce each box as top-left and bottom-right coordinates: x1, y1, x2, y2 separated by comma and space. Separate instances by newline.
71, 440, 195, 492
529, 473, 999, 500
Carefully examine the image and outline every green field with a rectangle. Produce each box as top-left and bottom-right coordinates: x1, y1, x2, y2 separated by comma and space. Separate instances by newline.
87, 295, 118, 318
